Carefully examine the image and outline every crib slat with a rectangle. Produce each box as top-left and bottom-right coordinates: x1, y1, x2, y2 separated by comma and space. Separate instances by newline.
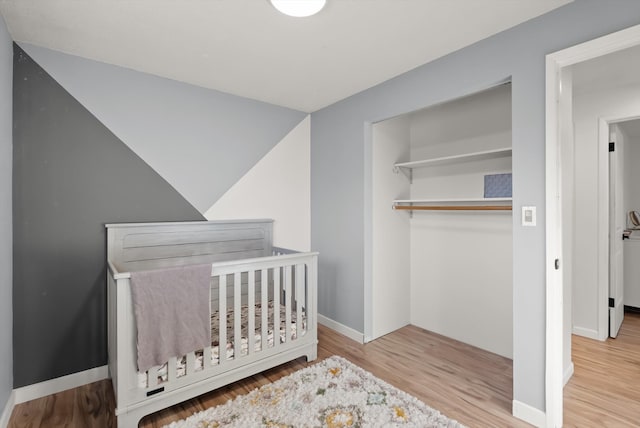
285, 264, 292, 344
204, 271, 212, 370
167, 356, 177, 381
248, 270, 255, 355
186, 352, 196, 375
296, 263, 304, 339
261, 268, 268, 351
234, 272, 242, 359
203, 346, 212, 369
148, 366, 158, 388
273, 267, 280, 349
219, 275, 227, 366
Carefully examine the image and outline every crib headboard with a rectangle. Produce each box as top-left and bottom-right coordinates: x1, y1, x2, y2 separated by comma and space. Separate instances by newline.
106, 220, 273, 273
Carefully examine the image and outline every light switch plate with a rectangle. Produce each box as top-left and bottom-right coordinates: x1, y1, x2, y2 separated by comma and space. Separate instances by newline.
522, 206, 536, 226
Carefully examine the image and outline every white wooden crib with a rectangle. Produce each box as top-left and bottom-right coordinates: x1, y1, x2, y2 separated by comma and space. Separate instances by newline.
106, 220, 318, 427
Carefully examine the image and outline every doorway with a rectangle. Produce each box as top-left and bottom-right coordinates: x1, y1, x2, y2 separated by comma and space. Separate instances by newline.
546, 24, 640, 427
570, 47, 640, 342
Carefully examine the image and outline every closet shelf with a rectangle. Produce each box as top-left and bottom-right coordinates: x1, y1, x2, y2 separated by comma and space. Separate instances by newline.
394, 147, 512, 170
394, 205, 512, 211
393, 198, 512, 211
394, 197, 512, 203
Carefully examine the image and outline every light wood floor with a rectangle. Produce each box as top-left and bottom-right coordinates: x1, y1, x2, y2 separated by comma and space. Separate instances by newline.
563, 311, 640, 427
8, 313, 640, 427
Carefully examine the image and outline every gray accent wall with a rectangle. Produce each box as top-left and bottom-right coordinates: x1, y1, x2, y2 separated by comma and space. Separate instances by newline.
311, 0, 640, 414
13, 46, 205, 387
18, 43, 307, 213
0, 13, 12, 411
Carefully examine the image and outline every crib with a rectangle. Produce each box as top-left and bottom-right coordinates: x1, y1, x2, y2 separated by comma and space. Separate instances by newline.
106, 220, 318, 427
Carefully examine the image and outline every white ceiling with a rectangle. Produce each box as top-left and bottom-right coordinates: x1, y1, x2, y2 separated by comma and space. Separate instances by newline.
0, 0, 572, 112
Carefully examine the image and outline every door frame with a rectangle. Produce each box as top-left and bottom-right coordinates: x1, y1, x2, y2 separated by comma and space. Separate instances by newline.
545, 23, 640, 428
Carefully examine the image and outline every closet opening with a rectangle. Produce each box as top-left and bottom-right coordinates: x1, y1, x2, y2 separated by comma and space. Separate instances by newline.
368, 82, 513, 361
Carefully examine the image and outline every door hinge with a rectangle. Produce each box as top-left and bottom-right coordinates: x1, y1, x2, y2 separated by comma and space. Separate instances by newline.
609, 142, 615, 152
609, 298, 615, 308
554, 258, 560, 270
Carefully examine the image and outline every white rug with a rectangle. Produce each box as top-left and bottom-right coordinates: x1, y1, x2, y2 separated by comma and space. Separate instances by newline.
164, 355, 465, 427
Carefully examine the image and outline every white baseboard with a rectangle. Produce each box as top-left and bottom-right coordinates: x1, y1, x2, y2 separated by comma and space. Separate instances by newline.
317, 314, 364, 344
563, 361, 575, 386
513, 399, 546, 428
0, 391, 15, 428
572, 326, 601, 341
13, 365, 109, 405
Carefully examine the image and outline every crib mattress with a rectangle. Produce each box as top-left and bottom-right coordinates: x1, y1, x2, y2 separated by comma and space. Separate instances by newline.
138, 302, 306, 388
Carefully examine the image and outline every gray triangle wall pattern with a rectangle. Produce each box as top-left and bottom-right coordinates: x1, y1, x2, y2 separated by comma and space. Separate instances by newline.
12, 44, 205, 387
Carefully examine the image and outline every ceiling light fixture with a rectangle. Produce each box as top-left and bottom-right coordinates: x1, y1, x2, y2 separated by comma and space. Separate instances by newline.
270, 0, 326, 17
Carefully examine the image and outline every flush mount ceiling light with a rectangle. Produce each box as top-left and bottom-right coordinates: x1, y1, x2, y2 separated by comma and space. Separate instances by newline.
270, 0, 326, 17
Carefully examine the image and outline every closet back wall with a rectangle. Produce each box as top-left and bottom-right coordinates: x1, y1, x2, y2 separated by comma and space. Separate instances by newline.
409, 85, 513, 358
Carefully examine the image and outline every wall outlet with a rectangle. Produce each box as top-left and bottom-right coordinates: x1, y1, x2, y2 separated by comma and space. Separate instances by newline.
522, 206, 536, 226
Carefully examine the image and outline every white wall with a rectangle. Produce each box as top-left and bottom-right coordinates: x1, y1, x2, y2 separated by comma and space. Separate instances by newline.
625, 128, 640, 216
370, 116, 411, 340
205, 116, 311, 251
408, 85, 513, 358
573, 83, 640, 337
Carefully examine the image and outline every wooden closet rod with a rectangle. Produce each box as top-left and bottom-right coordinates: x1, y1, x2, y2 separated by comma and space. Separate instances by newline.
394, 205, 512, 211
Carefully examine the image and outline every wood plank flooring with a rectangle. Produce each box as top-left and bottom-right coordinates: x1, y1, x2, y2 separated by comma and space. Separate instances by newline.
563, 311, 640, 427
8, 313, 640, 427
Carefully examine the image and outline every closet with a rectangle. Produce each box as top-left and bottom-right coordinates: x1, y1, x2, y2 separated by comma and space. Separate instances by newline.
370, 84, 513, 359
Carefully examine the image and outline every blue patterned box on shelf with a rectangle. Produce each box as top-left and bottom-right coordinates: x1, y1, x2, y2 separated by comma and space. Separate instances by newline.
484, 173, 512, 198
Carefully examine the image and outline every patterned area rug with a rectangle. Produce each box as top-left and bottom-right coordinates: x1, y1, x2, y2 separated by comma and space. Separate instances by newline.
164, 355, 465, 427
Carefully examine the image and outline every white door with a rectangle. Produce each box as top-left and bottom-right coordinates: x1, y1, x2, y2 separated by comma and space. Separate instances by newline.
609, 126, 624, 338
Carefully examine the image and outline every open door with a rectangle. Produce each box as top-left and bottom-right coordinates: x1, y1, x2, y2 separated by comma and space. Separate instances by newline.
609, 125, 624, 338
